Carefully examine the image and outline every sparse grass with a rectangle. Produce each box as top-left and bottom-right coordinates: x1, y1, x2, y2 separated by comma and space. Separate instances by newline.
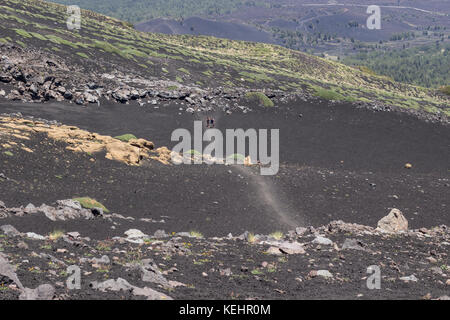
114, 133, 137, 142
313, 87, 347, 101
251, 269, 264, 275
269, 231, 284, 240
239, 71, 273, 83
245, 92, 274, 107
247, 233, 257, 244
29, 31, 47, 40
440, 85, 450, 96
202, 70, 213, 77
48, 230, 64, 241
76, 52, 89, 59
189, 231, 203, 239
73, 197, 109, 213
178, 68, 190, 74
13, 28, 32, 38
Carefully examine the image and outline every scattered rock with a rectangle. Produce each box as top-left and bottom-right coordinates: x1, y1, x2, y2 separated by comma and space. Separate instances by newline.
91, 255, 110, 265
308, 270, 333, 279
377, 208, 408, 233
0, 224, 20, 237
317, 270, 333, 278
312, 236, 333, 245
342, 239, 367, 251
90, 278, 172, 300
399, 275, 418, 282
66, 232, 80, 239
219, 268, 232, 277
23, 203, 37, 214
278, 241, 306, 255
295, 227, 308, 236
25, 232, 46, 240
17, 241, 28, 250
266, 246, 283, 255
124, 229, 148, 244
19, 284, 55, 300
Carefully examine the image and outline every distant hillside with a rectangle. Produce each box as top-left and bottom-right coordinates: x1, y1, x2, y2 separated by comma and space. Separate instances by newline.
0, 0, 448, 116
49, 0, 450, 90
135, 17, 274, 44
48, 0, 265, 24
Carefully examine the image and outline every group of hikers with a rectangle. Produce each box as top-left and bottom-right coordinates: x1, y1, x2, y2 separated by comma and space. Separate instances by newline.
206, 117, 215, 128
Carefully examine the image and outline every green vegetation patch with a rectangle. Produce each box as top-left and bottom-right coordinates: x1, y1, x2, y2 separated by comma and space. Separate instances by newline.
73, 197, 109, 213
13, 28, 32, 38
76, 52, 89, 59
313, 87, 347, 101
178, 68, 190, 74
245, 92, 274, 107
114, 134, 137, 142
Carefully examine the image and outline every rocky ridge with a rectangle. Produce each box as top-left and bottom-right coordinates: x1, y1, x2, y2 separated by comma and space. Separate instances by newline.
1, 44, 447, 124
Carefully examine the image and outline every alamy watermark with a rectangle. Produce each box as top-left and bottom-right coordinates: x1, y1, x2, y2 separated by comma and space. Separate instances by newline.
367, 5, 381, 30
366, 265, 381, 290
66, 265, 81, 290
171, 121, 279, 176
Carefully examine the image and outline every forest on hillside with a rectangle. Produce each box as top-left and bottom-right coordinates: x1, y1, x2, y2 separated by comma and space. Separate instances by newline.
51, 0, 265, 23
343, 42, 450, 88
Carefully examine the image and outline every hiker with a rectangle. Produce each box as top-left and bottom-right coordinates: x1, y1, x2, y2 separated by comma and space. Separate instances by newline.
210, 117, 215, 128
206, 117, 210, 128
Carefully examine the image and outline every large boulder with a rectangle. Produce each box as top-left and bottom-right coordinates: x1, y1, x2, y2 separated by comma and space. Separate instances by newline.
377, 208, 408, 233
278, 241, 305, 255
90, 278, 172, 300
112, 88, 130, 103
0, 225, 20, 237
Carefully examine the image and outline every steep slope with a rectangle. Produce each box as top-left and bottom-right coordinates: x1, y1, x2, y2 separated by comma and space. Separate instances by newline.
47, 0, 266, 24
0, 0, 448, 117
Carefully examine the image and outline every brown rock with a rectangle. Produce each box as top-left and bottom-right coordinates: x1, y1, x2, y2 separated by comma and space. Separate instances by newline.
129, 138, 154, 150
377, 208, 408, 233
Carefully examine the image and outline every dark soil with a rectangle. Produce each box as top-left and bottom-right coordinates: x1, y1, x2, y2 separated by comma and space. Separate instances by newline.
0, 96, 449, 300
0, 98, 448, 238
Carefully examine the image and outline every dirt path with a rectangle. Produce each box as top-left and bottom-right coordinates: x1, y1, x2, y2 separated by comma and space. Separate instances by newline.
301, 3, 444, 15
